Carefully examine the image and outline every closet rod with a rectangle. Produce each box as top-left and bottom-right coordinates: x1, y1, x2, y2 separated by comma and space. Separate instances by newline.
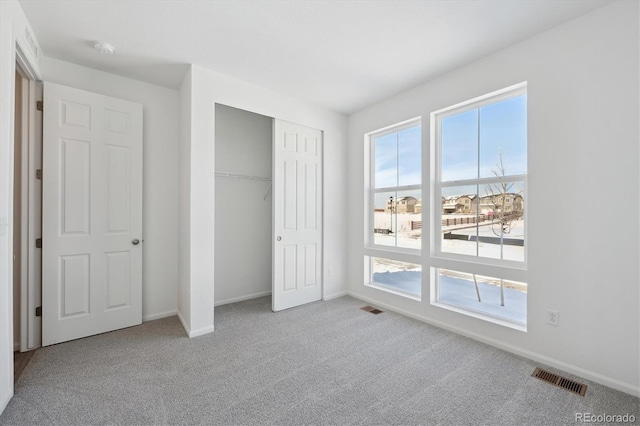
214, 171, 272, 182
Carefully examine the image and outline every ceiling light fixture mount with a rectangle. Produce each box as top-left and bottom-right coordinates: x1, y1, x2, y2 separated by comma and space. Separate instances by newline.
93, 41, 114, 55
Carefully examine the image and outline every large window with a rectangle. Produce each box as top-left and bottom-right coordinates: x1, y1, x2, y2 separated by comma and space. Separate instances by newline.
365, 119, 422, 299
431, 83, 527, 328
371, 121, 421, 250
435, 86, 526, 264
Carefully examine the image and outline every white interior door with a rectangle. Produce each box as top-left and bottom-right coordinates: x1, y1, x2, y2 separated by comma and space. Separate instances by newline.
42, 82, 143, 346
273, 120, 322, 311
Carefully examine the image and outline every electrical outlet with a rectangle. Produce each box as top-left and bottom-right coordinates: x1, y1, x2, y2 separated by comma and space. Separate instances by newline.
546, 309, 559, 326
328, 267, 334, 277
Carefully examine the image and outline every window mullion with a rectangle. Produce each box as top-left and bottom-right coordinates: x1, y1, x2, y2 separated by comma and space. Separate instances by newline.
476, 108, 480, 257
375, 184, 422, 193
395, 132, 399, 247
441, 175, 525, 188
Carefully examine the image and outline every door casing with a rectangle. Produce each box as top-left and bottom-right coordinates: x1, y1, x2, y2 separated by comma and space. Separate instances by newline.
14, 54, 42, 353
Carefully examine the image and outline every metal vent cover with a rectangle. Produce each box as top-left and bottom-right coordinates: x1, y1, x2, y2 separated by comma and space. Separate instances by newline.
532, 367, 587, 396
360, 306, 384, 315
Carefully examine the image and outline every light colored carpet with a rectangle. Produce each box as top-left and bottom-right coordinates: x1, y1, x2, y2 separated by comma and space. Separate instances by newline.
1, 296, 638, 425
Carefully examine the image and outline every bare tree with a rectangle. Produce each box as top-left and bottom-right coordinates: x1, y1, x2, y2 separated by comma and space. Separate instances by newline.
484, 152, 521, 244
483, 152, 523, 306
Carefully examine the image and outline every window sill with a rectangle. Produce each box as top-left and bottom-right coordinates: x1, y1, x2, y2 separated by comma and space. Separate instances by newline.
431, 300, 527, 332
364, 247, 422, 265
365, 281, 421, 302
430, 252, 527, 271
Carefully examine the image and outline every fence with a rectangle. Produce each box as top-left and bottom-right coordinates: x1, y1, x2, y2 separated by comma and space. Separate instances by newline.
443, 214, 489, 226
410, 212, 523, 230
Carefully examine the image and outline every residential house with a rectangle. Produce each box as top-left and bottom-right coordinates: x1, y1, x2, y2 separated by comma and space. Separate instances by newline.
387, 196, 418, 214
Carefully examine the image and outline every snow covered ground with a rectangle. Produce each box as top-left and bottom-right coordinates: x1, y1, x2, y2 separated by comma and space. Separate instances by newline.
370, 213, 527, 322
371, 270, 421, 296
373, 212, 525, 261
371, 268, 526, 323
443, 219, 525, 262
438, 274, 526, 323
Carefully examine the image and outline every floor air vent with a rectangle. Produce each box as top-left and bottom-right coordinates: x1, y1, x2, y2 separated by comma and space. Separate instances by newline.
531, 367, 587, 396
360, 306, 383, 315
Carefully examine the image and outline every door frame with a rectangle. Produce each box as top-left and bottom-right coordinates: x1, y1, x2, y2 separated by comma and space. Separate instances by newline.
211, 104, 325, 310
14, 44, 42, 352
2, 37, 41, 413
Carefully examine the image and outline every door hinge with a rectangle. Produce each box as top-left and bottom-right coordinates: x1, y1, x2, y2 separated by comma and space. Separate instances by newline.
36, 101, 43, 111
36, 169, 42, 180
35, 306, 42, 317
35, 238, 42, 248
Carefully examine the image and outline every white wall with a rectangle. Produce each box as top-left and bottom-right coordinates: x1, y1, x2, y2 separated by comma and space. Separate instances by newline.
178, 70, 192, 332
214, 105, 273, 305
41, 57, 181, 322
179, 64, 348, 337
347, 1, 639, 396
178, 67, 216, 337
0, 0, 42, 414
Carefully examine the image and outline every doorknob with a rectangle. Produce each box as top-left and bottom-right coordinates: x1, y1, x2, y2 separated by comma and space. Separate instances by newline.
276, 236, 282, 241
132, 239, 140, 245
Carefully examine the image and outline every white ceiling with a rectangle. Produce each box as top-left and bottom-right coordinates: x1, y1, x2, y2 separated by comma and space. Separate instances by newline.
20, 0, 611, 115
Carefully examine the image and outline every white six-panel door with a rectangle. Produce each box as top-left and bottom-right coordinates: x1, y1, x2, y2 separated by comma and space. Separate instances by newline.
42, 82, 143, 346
273, 120, 322, 311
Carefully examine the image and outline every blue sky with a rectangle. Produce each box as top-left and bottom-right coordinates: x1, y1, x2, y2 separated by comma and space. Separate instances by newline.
374, 125, 421, 188
374, 125, 421, 208
374, 95, 526, 205
442, 95, 527, 182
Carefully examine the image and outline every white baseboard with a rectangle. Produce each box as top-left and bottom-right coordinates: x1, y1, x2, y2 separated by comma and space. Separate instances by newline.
142, 310, 177, 322
215, 290, 271, 307
323, 291, 347, 301
347, 291, 640, 397
176, 310, 215, 338
177, 310, 190, 336
188, 324, 215, 338
0, 389, 13, 418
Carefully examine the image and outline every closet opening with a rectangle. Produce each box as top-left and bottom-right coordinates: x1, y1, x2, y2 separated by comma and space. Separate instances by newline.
214, 104, 274, 306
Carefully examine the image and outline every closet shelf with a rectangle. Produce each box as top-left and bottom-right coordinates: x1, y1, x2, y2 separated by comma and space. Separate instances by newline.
214, 171, 271, 182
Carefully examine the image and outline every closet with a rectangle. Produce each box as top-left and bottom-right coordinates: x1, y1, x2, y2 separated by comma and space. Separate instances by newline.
214, 105, 273, 305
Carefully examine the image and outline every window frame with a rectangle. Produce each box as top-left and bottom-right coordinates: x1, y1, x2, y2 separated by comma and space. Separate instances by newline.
365, 255, 422, 301
429, 82, 528, 330
366, 117, 422, 254
431, 82, 528, 270
364, 117, 423, 300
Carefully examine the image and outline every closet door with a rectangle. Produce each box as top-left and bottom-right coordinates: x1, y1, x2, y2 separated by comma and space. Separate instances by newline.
272, 120, 322, 311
